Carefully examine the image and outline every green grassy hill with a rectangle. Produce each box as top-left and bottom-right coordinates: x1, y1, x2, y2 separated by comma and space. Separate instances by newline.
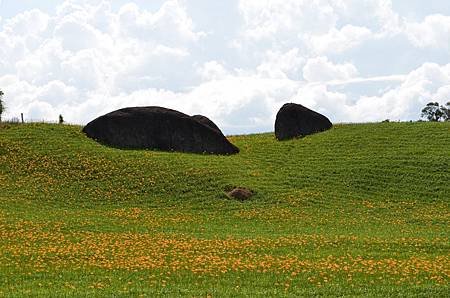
0, 122, 449, 296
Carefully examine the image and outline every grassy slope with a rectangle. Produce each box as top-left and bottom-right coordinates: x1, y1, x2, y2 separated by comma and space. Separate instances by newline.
0, 122, 449, 297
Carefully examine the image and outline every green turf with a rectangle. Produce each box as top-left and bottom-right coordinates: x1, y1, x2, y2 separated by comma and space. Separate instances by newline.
0, 122, 449, 297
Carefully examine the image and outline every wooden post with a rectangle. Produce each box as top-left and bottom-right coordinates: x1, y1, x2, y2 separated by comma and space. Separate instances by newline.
21, 113, 24, 123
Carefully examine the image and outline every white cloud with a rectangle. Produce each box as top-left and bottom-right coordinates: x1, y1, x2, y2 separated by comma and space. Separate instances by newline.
117, 1, 203, 45
294, 63, 450, 123
238, 0, 337, 41
35, 80, 78, 105
256, 48, 305, 80
198, 61, 229, 81
54, 19, 101, 51
3, 9, 49, 36
236, 0, 400, 48
308, 25, 372, 55
60, 49, 106, 90
294, 84, 350, 121
303, 57, 358, 83
27, 101, 59, 121
335, 0, 400, 35
405, 14, 450, 49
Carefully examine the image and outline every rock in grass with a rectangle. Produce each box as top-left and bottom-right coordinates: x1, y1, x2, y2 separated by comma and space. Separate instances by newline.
83, 107, 239, 155
227, 188, 254, 201
275, 103, 332, 140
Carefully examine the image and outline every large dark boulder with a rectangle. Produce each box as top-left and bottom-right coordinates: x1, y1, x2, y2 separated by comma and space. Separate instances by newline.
83, 107, 239, 155
275, 103, 332, 140
191, 115, 221, 133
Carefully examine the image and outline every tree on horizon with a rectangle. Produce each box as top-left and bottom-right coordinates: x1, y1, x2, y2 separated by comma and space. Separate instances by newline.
444, 102, 450, 121
421, 102, 448, 122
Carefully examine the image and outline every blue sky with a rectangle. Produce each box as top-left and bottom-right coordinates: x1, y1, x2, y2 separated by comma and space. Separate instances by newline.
1, 0, 450, 134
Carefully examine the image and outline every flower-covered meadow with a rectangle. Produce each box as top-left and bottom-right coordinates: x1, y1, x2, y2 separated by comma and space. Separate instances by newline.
0, 122, 449, 296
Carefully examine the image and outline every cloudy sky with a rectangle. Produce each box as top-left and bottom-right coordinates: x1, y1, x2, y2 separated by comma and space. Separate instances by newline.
1, 0, 450, 134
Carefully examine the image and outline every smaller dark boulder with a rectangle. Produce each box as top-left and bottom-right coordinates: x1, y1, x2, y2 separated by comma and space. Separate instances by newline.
227, 187, 254, 201
275, 103, 332, 140
191, 115, 221, 133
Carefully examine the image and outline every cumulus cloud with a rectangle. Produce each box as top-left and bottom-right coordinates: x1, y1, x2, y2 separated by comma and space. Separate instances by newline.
0, 0, 450, 133
2, 8, 49, 36
303, 57, 358, 83
198, 61, 229, 81
308, 25, 372, 55
238, 0, 337, 41
117, 1, 203, 45
335, 0, 401, 35
256, 49, 305, 80
1, 1, 203, 120
236, 0, 400, 48
405, 14, 450, 49
295, 63, 450, 123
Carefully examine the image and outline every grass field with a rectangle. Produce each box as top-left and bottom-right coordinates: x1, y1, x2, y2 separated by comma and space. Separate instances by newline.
0, 122, 449, 297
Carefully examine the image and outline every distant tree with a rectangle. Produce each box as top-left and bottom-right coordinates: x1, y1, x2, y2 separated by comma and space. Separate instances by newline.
443, 102, 450, 121
59, 114, 64, 124
0, 89, 4, 122
421, 102, 445, 122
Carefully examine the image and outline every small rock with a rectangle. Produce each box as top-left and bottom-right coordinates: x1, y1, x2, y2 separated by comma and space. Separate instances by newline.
227, 188, 254, 201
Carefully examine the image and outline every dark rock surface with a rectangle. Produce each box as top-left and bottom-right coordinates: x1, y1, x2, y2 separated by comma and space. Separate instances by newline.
83, 107, 239, 155
191, 115, 221, 133
275, 103, 332, 140
227, 188, 254, 201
